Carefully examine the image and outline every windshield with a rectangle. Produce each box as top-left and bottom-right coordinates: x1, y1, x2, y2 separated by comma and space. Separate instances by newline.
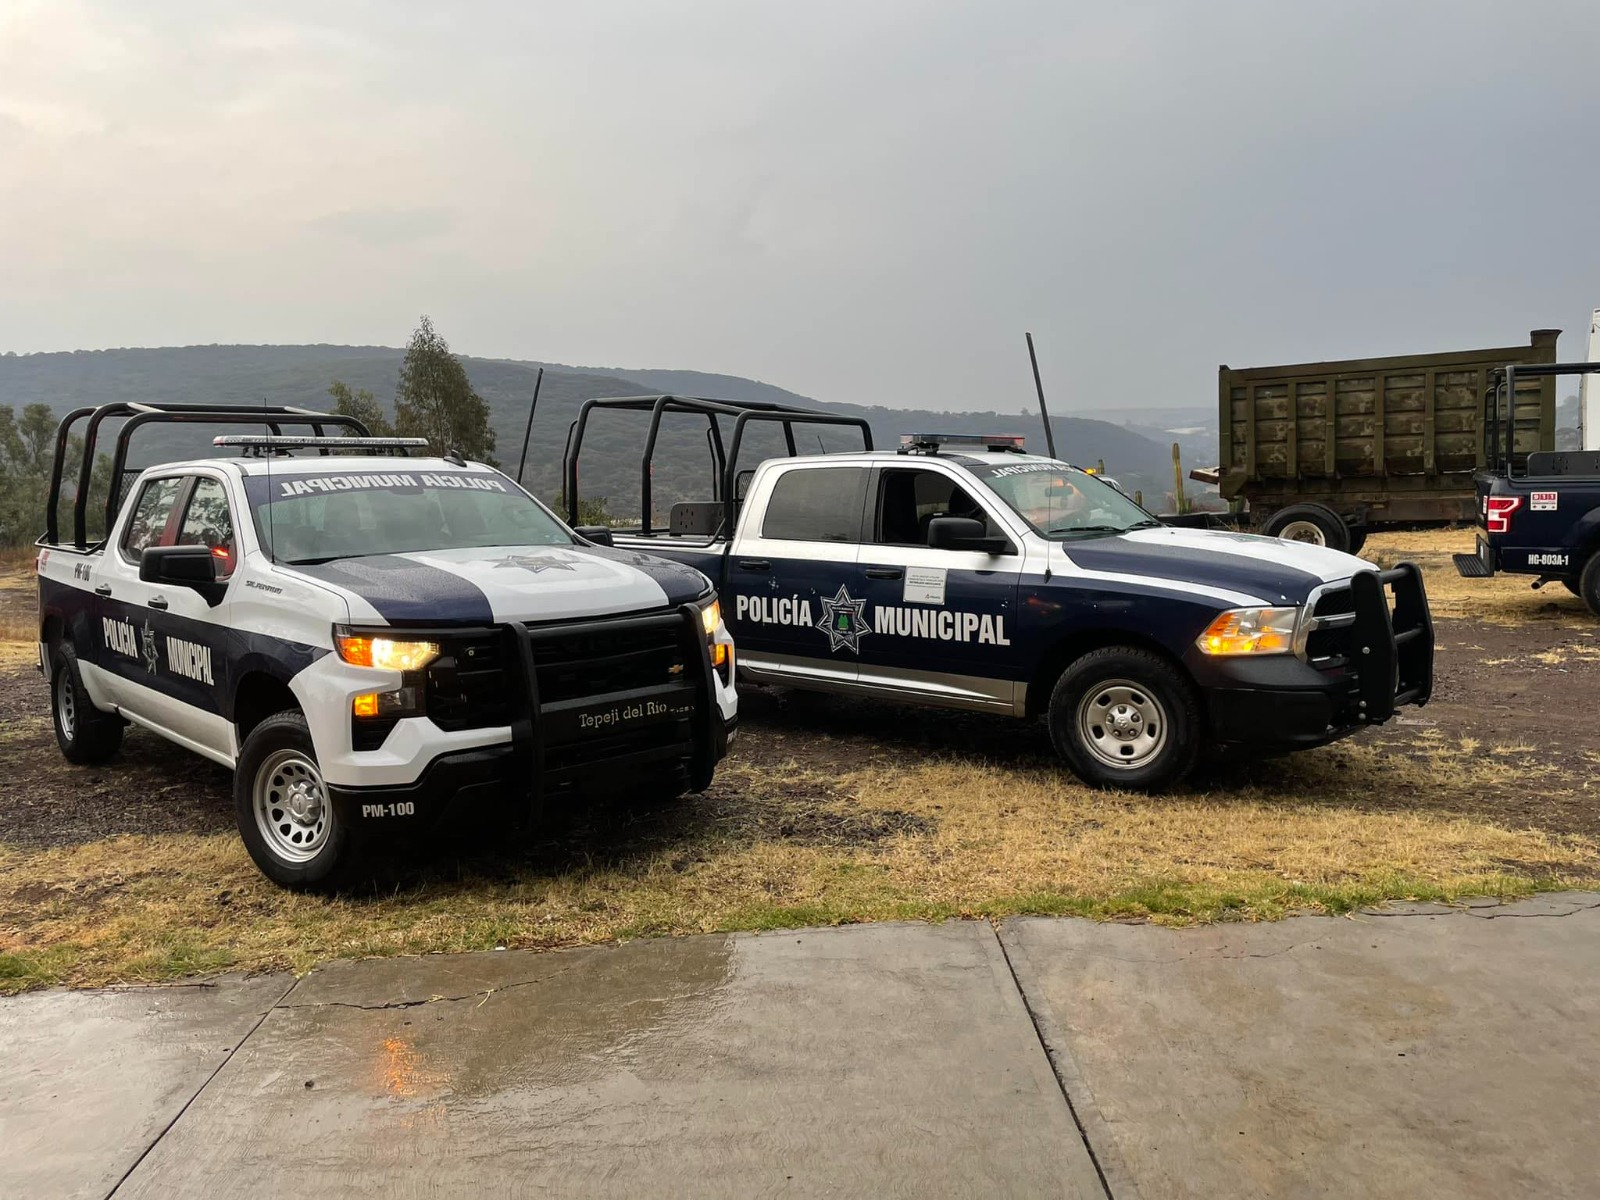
241, 468, 574, 563
974, 461, 1158, 538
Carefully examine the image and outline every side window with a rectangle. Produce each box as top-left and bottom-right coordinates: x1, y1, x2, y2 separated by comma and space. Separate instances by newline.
875, 469, 994, 545
121, 477, 185, 561
760, 467, 868, 542
176, 478, 237, 578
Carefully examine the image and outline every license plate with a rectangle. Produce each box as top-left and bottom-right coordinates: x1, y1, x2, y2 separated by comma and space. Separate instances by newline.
545, 689, 696, 743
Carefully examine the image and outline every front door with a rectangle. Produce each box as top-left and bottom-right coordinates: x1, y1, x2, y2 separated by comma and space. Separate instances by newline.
725, 463, 869, 686
852, 465, 1023, 709
96, 473, 237, 757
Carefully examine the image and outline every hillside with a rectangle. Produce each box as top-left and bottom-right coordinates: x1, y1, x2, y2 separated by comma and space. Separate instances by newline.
0, 345, 1177, 520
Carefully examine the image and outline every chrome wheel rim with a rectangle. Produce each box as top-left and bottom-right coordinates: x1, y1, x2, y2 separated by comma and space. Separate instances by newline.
1077, 679, 1168, 770
1276, 519, 1326, 546
55, 670, 76, 741
253, 748, 331, 863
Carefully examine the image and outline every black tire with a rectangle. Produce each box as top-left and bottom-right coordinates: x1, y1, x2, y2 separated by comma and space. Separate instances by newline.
1345, 526, 1369, 557
234, 711, 359, 890
1580, 553, 1600, 619
1046, 646, 1202, 791
1262, 503, 1350, 553
1562, 579, 1581, 598
50, 643, 123, 765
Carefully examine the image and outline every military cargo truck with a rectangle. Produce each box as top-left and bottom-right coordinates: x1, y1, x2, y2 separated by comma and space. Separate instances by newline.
1215, 330, 1560, 552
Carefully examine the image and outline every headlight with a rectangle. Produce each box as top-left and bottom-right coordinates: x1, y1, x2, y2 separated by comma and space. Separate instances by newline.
700, 598, 722, 638
334, 629, 441, 671
1196, 607, 1298, 655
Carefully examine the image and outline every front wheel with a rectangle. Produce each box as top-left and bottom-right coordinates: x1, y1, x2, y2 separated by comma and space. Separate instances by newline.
234, 711, 358, 890
1047, 647, 1202, 791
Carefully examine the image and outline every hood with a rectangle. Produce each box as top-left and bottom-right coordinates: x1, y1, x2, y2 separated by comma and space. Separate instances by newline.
1059, 526, 1368, 607
286, 543, 711, 626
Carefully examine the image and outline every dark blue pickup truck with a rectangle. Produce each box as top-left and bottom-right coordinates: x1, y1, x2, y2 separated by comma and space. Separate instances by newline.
1453, 362, 1600, 615
567, 399, 1435, 790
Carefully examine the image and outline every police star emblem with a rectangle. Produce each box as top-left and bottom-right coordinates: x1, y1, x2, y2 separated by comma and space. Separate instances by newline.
814, 585, 873, 654
493, 551, 578, 574
140, 619, 159, 674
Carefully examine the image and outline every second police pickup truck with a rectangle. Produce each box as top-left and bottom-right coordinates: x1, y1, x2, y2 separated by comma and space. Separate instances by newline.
564, 396, 1435, 790
35, 403, 736, 889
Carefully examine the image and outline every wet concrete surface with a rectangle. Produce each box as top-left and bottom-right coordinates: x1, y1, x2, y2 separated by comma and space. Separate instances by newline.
9, 897, 1600, 1199
1001, 892, 1600, 1200
113, 923, 1105, 1199
0, 973, 292, 1200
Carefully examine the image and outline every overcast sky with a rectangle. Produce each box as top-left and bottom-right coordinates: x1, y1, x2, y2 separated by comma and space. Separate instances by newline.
3, 0, 1598, 411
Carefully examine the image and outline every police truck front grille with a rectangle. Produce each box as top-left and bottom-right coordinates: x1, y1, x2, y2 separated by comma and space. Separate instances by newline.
1303, 589, 1356, 669
526, 622, 685, 703
426, 634, 512, 730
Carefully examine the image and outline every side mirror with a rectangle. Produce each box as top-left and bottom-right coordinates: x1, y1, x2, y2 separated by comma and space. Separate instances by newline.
141, 545, 226, 605
141, 544, 218, 585
927, 516, 1012, 555
575, 525, 614, 547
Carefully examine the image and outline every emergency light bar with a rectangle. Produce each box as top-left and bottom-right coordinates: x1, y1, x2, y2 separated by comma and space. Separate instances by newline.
212, 435, 430, 456
899, 432, 1027, 454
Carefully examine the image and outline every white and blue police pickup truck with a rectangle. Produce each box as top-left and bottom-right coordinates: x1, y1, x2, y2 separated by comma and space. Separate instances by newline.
35, 404, 736, 889
589, 420, 1433, 791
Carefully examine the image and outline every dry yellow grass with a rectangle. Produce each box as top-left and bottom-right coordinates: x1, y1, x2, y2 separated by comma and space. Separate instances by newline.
3, 743, 1594, 993
1361, 527, 1590, 625
2, 526, 1594, 993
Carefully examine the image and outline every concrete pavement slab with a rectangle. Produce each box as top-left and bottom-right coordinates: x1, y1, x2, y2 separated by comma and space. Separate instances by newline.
115, 922, 1105, 1198
1001, 894, 1600, 1200
0, 973, 293, 1200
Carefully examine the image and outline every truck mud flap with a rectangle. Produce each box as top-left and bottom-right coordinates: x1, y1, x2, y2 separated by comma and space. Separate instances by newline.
1348, 563, 1434, 723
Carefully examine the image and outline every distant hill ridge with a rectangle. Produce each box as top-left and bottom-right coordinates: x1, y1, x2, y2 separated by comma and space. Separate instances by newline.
0, 344, 1174, 513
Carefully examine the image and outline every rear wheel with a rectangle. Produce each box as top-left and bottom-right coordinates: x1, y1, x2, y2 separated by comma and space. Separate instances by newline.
234, 711, 359, 890
1047, 647, 1202, 791
50, 643, 123, 765
1579, 553, 1600, 619
1262, 503, 1351, 553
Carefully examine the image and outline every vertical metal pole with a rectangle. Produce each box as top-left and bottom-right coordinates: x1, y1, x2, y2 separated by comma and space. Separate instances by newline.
516, 367, 544, 486
1025, 332, 1058, 460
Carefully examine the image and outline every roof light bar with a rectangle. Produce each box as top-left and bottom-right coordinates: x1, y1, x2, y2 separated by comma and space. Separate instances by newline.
213, 435, 429, 449
899, 432, 1027, 453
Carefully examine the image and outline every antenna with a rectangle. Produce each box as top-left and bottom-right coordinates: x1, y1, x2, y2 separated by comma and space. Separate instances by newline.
1025, 332, 1058, 460
516, 367, 545, 486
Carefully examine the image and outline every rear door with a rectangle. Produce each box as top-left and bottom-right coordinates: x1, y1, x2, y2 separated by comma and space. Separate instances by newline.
96, 472, 237, 758
725, 463, 869, 685
852, 464, 1024, 710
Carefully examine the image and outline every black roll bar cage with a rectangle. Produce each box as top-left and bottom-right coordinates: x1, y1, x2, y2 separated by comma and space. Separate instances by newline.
561, 394, 874, 535
44, 402, 371, 549
1485, 363, 1599, 478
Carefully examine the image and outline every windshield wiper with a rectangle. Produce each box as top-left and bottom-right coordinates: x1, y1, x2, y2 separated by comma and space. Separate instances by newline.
1126, 519, 1165, 530
1046, 524, 1128, 536
283, 554, 350, 566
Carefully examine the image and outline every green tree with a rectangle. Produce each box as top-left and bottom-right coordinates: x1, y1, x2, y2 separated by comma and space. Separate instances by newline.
392, 316, 496, 463
0, 403, 61, 547
328, 380, 395, 437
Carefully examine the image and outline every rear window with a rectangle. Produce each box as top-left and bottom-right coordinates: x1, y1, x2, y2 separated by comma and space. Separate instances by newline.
761, 466, 868, 543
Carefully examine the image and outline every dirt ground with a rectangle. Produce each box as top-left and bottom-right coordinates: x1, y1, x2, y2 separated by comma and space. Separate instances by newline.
3, 536, 1598, 992
2, 552, 1597, 849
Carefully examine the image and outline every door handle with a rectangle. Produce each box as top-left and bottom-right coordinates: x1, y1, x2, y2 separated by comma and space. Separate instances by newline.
94, 584, 113, 597
147, 596, 169, 610
864, 567, 903, 580
737, 559, 771, 571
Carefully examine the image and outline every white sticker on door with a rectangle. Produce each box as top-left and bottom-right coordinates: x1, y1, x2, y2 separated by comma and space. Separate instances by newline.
903, 566, 947, 606
1530, 491, 1558, 512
